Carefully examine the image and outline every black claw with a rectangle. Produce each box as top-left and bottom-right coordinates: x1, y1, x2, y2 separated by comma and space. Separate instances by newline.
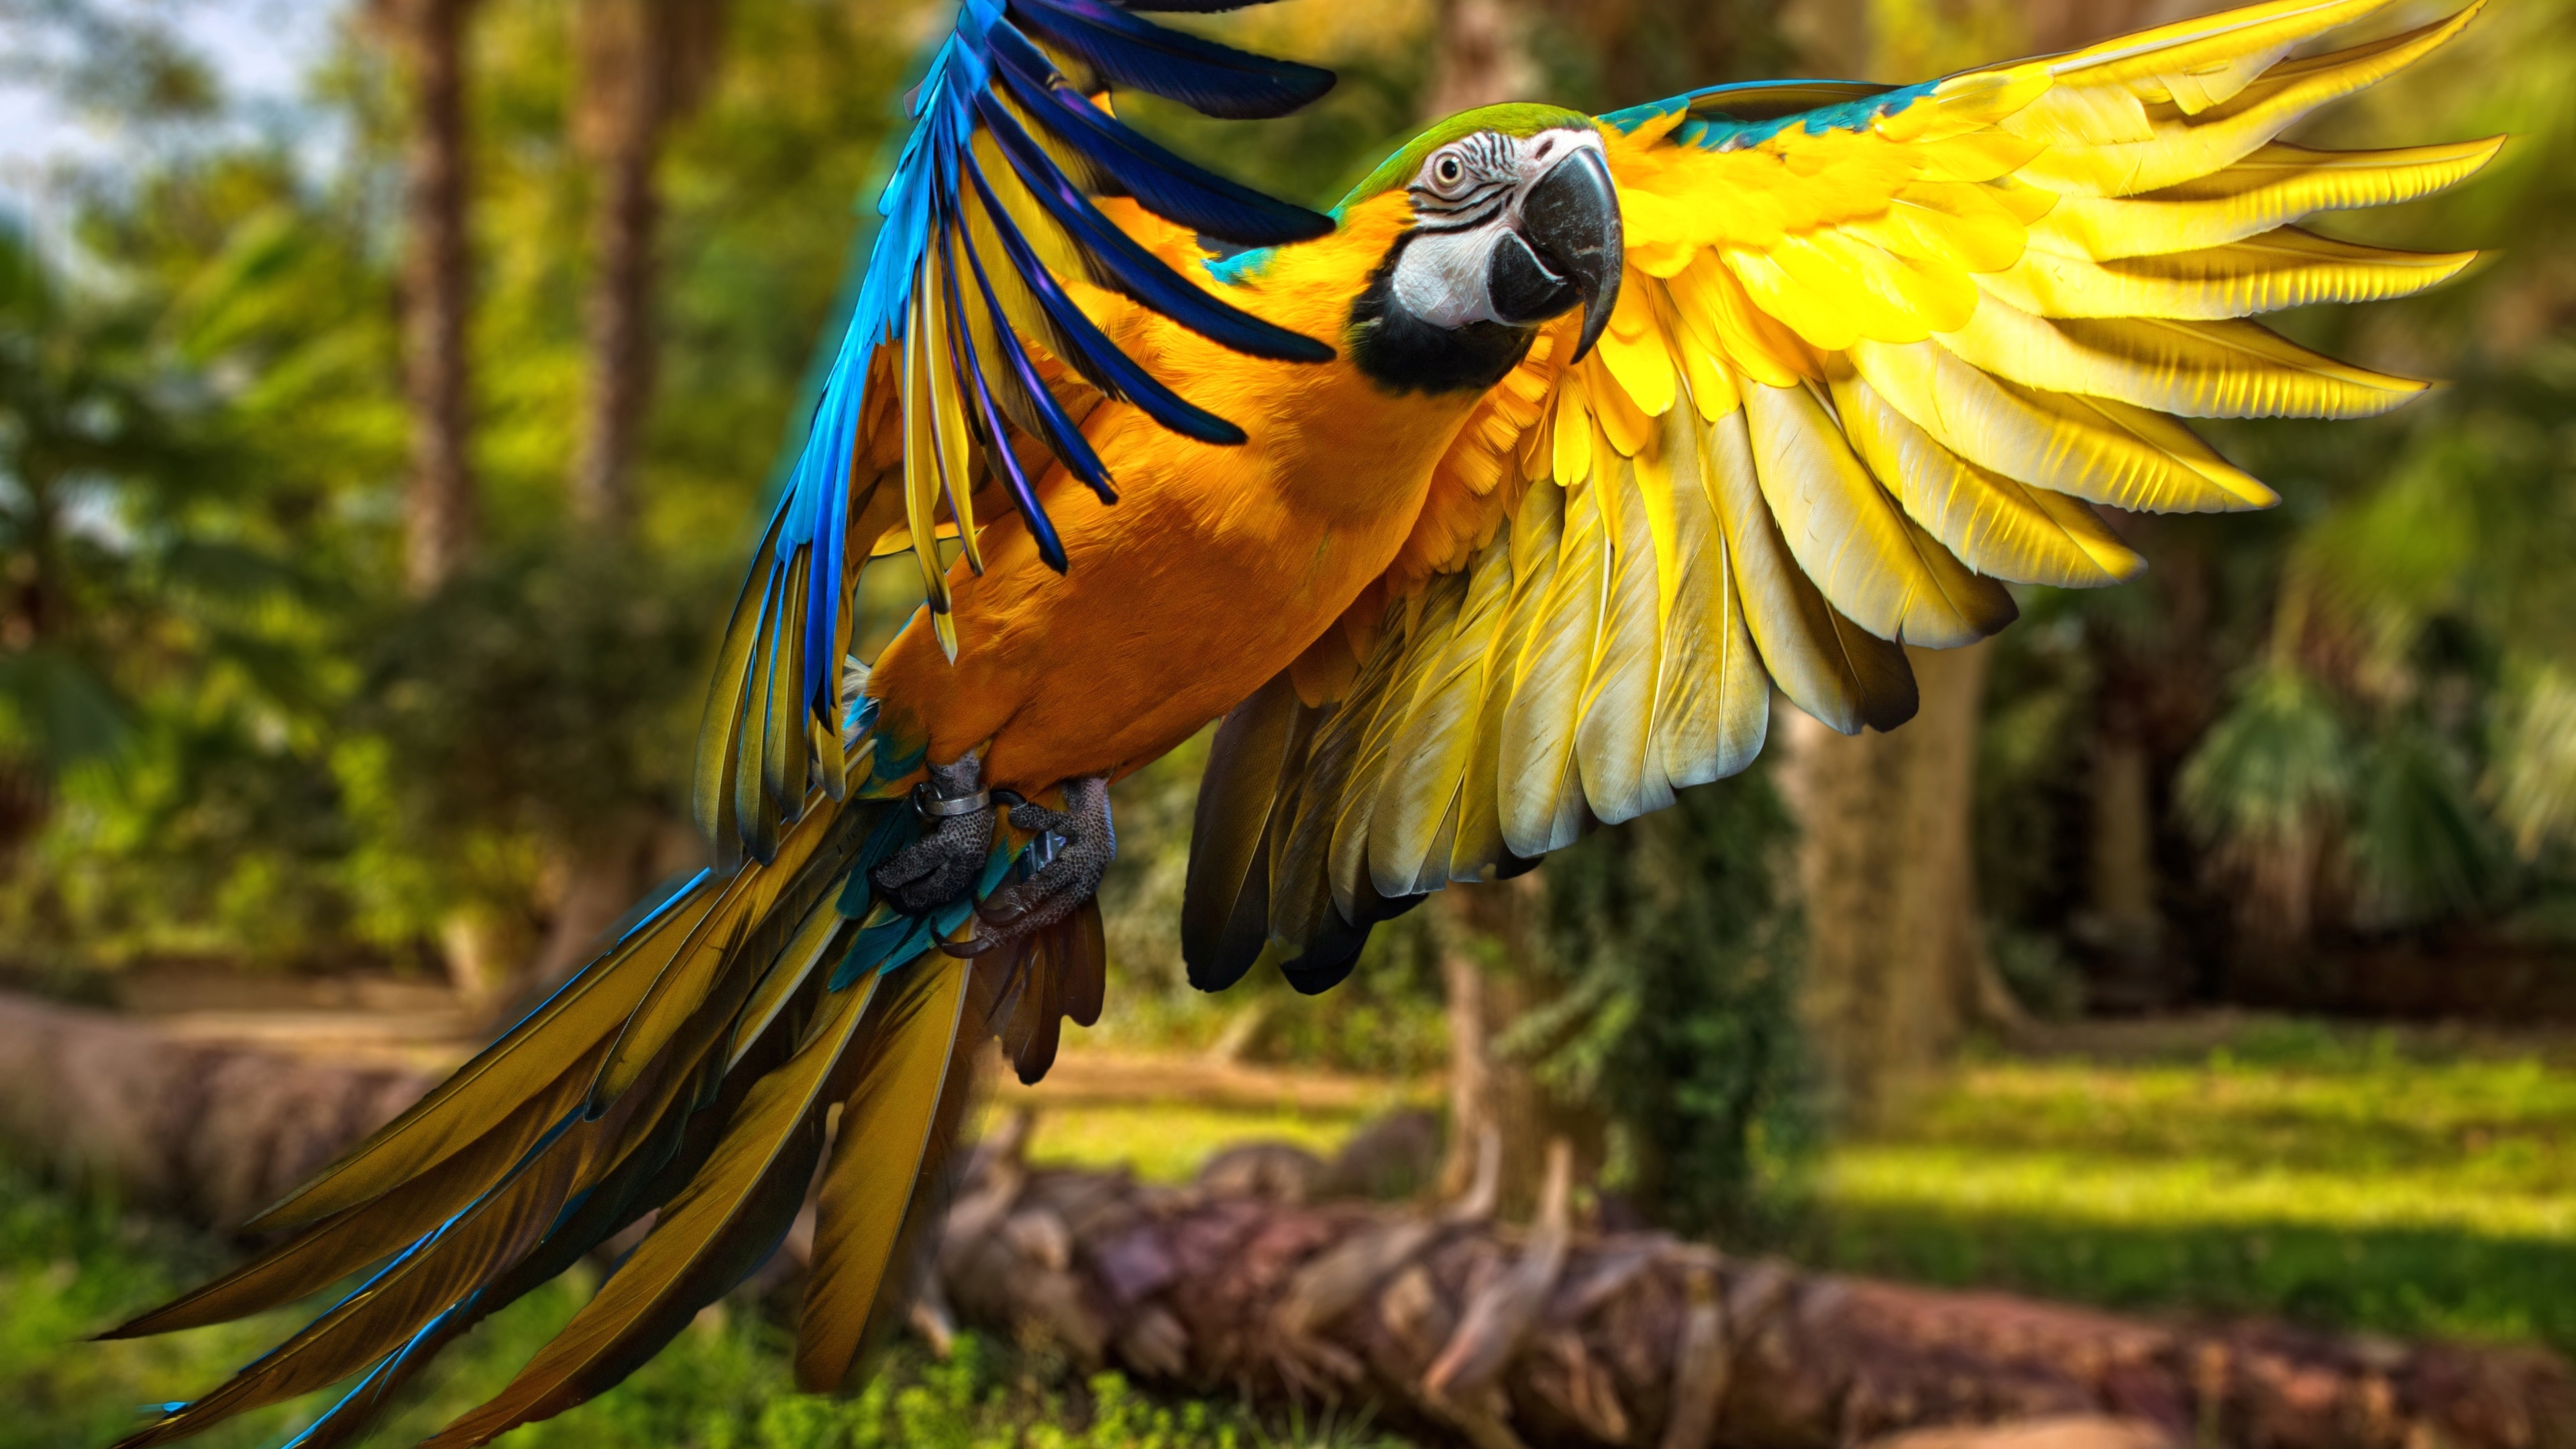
962, 776, 1117, 958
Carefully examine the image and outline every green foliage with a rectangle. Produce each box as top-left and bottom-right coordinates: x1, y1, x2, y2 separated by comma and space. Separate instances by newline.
0, 1150, 1413, 1449
1536, 769, 1815, 1242
2177, 665, 2356, 870
0, 0, 922, 979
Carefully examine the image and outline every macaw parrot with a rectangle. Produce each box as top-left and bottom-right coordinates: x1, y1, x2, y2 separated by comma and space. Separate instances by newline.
110, 0, 2496, 1443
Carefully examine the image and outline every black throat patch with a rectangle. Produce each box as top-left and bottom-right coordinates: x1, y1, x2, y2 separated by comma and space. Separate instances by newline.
1346, 231, 1536, 396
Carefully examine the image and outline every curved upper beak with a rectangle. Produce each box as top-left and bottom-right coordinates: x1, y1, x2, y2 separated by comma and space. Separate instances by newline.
1489, 144, 1624, 362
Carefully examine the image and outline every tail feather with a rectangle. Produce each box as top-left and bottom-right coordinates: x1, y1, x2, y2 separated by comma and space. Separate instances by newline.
113, 776, 1114, 1449
95, 1051, 596, 1338
794, 951, 984, 1393
421, 967, 883, 1448
594, 801, 873, 1108
242, 874, 726, 1233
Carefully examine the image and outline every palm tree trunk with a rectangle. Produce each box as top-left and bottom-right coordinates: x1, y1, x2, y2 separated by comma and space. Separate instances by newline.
1780, 643, 2019, 1128
568, 0, 665, 530
920, 1110, 2576, 1449
568, 0, 725, 531
384, 0, 480, 596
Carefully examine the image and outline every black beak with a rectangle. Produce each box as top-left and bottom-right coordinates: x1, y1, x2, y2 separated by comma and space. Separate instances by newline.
1487, 145, 1623, 362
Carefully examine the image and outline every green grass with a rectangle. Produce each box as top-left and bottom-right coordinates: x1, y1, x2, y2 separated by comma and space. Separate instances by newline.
0, 1159, 1409, 1449
1816, 1020, 2576, 1350
1006, 1102, 1370, 1185
21, 1016, 2576, 1448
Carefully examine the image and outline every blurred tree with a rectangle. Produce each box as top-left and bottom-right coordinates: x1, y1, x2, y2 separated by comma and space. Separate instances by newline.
370, 0, 484, 596
568, 0, 729, 531
1536, 769, 1811, 1240
1782, 645, 2025, 1126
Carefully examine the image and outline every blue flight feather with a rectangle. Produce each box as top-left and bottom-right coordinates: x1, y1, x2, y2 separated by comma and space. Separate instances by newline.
985, 23, 1332, 246
1013, 0, 1334, 119
710, 0, 1330, 864
958, 231, 1118, 502
972, 91, 1332, 362
964, 159, 1246, 444
939, 248, 1069, 570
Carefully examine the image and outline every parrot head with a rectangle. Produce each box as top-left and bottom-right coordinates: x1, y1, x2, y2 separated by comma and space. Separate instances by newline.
1342, 104, 1624, 394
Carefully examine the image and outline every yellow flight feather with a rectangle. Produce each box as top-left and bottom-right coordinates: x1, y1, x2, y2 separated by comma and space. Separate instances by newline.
1832, 371, 2142, 588
1572, 452, 1674, 824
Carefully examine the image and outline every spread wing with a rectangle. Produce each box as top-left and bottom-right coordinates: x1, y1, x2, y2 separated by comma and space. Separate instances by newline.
698, 0, 1338, 869
1183, 0, 2499, 991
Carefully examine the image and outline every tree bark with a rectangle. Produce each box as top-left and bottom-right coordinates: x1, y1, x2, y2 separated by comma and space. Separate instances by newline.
0, 992, 433, 1227
378, 0, 481, 598
568, 0, 726, 531
922, 1110, 2575, 1449
1780, 643, 2016, 1128
3, 991, 2568, 1449
1425, 0, 1538, 119
1436, 878, 1595, 1219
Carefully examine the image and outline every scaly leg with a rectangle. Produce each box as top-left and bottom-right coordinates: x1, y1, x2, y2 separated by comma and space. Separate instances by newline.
955, 776, 1114, 956
869, 753, 1000, 915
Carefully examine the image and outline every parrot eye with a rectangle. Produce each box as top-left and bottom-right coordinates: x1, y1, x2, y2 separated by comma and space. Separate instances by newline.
1432, 153, 1466, 189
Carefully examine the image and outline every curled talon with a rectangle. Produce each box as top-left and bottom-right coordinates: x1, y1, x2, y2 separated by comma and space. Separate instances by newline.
963, 775, 1116, 957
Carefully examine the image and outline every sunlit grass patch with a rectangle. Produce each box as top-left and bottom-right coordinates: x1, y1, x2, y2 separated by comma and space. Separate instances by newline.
1000, 1102, 1368, 1185
1817, 1023, 2576, 1350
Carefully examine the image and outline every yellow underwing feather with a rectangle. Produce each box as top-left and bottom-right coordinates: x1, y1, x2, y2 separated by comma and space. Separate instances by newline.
1701, 404, 1914, 735
2033, 138, 2502, 261
1849, 336, 2275, 511
1833, 371, 2144, 587
2012, 7, 2482, 199
1369, 555, 1512, 898
1644, 403, 1768, 791
1219, 0, 2481, 971
1572, 451, 1673, 824
1452, 487, 1565, 882
1984, 229, 2473, 319
1499, 466, 1610, 857
1329, 578, 1463, 913
1743, 378, 1987, 645
1939, 294, 2431, 418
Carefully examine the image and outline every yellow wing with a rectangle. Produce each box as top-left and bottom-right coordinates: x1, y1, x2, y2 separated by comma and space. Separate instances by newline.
1183, 0, 2497, 988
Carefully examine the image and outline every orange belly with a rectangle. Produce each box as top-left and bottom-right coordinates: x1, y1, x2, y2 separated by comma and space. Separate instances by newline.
867, 400, 1433, 795
863, 200, 1486, 798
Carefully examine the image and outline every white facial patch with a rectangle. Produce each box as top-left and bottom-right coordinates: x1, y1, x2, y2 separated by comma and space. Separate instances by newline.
1387, 127, 1607, 331
1391, 227, 1514, 329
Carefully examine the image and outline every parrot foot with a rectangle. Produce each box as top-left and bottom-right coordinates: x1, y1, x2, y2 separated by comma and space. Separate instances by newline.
871, 753, 999, 916
951, 776, 1115, 958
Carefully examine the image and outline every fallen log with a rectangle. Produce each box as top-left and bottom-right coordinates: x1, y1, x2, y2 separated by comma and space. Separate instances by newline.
920, 1112, 2575, 1449
0, 988, 2567, 1449
0, 990, 432, 1226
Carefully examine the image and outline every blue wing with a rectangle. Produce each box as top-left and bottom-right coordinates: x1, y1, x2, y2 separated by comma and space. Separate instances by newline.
699, 0, 1338, 869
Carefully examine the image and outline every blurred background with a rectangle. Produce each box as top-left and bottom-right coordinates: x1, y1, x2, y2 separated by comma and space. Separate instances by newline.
3, 0, 2576, 1445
